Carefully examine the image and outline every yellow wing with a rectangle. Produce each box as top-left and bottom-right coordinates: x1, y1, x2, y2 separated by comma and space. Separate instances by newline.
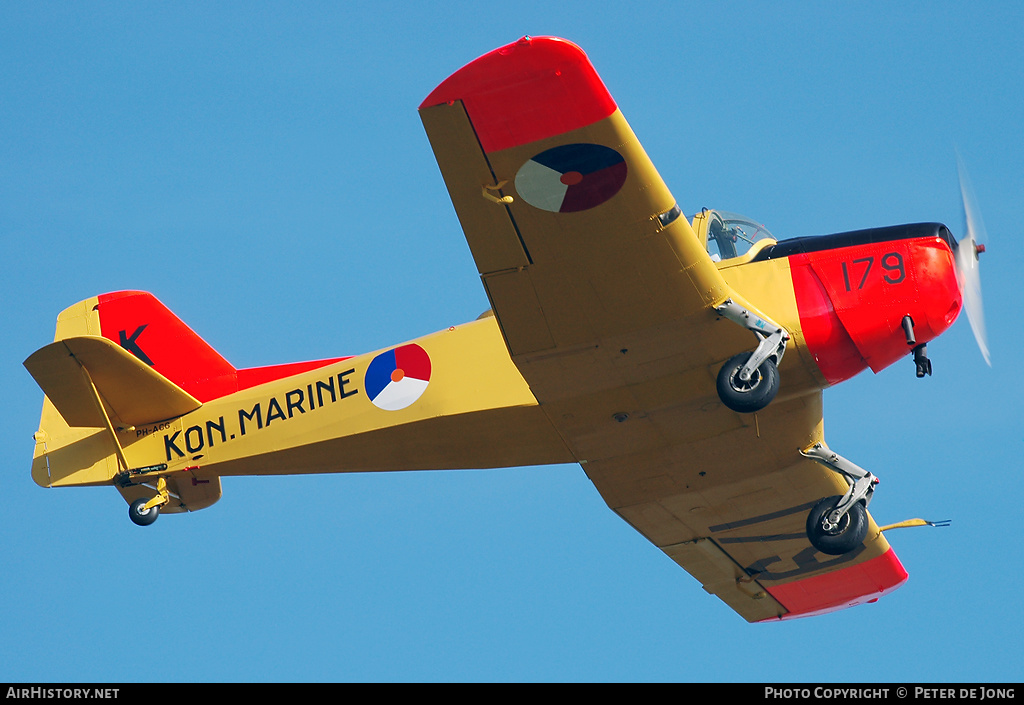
420, 37, 731, 362
584, 391, 904, 622
420, 36, 908, 621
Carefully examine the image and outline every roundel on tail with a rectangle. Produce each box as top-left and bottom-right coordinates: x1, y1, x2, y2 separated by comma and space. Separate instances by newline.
364, 344, 431, 411
514, 143, 627, 213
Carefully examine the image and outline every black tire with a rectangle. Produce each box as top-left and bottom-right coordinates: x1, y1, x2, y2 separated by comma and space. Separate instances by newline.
716, 353, 780, 413
128, 498, 159, 527
806, 495, 868, 555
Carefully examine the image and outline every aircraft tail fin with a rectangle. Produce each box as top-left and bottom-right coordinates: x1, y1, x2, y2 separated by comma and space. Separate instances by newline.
27, 291, 346, 489
24, 291, 229, 488
91, 291, 238, 402
83, 291, 344, 400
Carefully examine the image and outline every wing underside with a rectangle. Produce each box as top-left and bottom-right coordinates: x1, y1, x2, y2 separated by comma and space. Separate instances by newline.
422, 36, 907, 621
586, 392, 905, 622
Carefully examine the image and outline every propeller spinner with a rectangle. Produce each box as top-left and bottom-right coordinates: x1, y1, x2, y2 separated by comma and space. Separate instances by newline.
955, 154, 991, 366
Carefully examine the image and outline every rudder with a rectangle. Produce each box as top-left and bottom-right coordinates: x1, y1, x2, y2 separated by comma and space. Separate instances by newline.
93, 291, 237, 402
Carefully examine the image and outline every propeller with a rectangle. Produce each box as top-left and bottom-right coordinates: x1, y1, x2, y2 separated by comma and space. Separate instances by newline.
954, 153, 991, 366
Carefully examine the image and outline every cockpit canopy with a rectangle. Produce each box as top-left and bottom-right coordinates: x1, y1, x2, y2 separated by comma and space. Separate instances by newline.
694, 210, 775, 262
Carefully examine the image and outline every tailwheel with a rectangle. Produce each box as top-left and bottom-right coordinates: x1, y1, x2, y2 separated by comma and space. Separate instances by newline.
806, 495, 868, 555
127, 477, 170, 527
128, 498, 159, 526
716, 352, 780, 414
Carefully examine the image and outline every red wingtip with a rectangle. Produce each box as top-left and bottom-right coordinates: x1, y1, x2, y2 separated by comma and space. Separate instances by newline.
760, 548, 909, 621
419, 36, 617, 153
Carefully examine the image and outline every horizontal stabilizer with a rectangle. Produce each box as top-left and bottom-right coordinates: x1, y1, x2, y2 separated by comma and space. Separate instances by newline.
24, 336, 202, 428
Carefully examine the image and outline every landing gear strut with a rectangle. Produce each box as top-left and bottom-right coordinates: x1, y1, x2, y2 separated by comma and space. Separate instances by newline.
801, 444, 878, 555
714, 299, 789, 413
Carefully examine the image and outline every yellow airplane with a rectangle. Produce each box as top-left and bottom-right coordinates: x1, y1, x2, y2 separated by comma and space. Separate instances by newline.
24, 37, 984, 622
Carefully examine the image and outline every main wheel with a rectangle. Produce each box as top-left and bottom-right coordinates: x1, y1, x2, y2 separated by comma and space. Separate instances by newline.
128, 498, 159, 526
806, 495, 868, 555
716, 353, 780, 413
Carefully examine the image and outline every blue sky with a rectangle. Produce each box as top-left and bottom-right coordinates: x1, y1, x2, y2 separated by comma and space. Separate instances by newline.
2, 1, 1022, 682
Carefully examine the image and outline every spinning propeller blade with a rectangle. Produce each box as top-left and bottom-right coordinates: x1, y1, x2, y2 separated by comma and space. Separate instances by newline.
955, 154, 990, 366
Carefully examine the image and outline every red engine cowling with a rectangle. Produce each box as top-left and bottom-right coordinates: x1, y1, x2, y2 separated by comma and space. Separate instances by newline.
759, 224, 962, 385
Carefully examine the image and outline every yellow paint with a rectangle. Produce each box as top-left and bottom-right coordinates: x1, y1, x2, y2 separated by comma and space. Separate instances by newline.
24, 64, 907, 623
25, 336, 201, 428
29, 314, 573, 489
